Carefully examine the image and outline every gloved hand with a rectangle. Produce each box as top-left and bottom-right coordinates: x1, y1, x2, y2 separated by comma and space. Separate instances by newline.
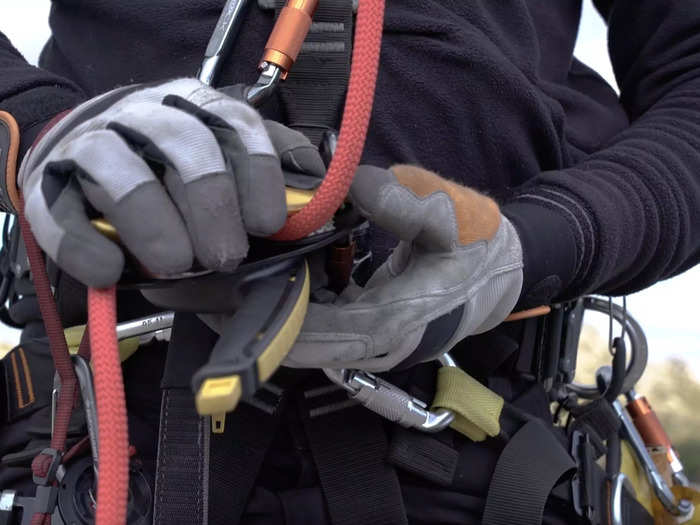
285, 164, 524, 372
18, 78, 324, 287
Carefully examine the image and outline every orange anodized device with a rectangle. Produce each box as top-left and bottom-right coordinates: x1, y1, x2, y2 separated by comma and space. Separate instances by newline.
260, 0, 319, 78
626, 389, 689, 486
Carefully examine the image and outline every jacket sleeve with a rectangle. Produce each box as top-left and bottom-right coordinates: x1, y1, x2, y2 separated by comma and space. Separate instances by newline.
503, 0, 700, 305
0, 30, 85, 212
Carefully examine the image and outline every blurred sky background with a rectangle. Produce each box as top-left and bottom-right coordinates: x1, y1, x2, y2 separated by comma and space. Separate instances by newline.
2, 0, 700, 378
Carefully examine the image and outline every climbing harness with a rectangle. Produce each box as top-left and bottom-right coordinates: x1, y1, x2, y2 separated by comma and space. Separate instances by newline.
1, 0, 698, 524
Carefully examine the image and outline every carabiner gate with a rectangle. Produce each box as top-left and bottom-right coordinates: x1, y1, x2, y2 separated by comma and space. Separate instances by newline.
324, 353, 458, 434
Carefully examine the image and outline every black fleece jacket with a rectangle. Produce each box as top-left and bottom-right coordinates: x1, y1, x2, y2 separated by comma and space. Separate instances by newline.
1, 0, 700, 305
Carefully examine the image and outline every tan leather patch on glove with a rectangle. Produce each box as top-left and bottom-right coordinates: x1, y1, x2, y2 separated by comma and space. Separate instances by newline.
0, 111, 21, 212
391, 164, 501, 245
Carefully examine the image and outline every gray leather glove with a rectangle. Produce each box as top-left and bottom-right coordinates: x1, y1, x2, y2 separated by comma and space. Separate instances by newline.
18, 78, 324, 287
285, 164, 524, 372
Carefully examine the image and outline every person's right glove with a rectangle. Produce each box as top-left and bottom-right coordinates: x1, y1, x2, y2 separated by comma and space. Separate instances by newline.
16, 78, 324, 287
285, 164, 524, 372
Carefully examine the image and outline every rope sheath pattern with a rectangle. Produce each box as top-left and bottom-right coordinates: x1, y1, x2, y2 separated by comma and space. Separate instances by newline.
17, 198, 77, 453
272, 0, 385, 240
18, 196, 78, 525
89, 286, 129, 525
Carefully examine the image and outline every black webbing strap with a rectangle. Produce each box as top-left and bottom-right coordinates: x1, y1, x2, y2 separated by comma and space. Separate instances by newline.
267, 0, 353, 145
208, 403, 282, 525
154, 313, 284, 525
154, 389, 283, 525
482, 420, 576, 525
386, 426, 458, 487
154, 314, 216, 525
569, 399, 621, 448
1, 341, 54, 423
301, 398, 408, 525
153, 388, 209, 525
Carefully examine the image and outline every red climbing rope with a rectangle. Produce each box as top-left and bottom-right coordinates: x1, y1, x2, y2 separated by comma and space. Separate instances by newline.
272, 0, 385, 240
88, 286, 129, 525
18, 196, 78, 525
20, 197, 128, 525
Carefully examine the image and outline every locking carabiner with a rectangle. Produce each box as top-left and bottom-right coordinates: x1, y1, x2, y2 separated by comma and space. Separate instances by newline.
323, 353, 458, 434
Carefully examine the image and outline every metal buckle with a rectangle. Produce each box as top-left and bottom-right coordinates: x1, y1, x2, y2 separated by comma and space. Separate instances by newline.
322, 353, 456, 433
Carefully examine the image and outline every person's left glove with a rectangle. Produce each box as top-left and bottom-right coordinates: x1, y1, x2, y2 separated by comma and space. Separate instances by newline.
285, 164, 524, 372
17, 78, 324, 287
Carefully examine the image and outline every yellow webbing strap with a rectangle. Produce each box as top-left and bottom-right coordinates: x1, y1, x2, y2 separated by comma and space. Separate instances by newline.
432, 366, 504, 442
672, 486, 700, 524
620, 441, 700, 524
64, 324, 140, 362
620, 440, 655, 517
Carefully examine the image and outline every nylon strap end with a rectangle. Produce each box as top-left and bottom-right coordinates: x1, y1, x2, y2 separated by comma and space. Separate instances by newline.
0, 111, 21, 214
432, 366, 504, 442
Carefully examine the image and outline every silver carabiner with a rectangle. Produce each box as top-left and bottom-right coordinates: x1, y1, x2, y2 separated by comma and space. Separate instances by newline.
197, 0, 253, 86
610, 473, 631, 525
51, 313, 175, 442
598, 367, 694, 518
323, 353, 458, 433
115, 311, 174, 344
73, 355, 100, 473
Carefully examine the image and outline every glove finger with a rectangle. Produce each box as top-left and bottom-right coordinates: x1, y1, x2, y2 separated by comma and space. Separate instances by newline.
350, 165, 501, 252
263, 120, 326, 188
163, 94, 286, 237
107, 103, 247, 271
54, 129, 195, 277
23, 171, 124, 288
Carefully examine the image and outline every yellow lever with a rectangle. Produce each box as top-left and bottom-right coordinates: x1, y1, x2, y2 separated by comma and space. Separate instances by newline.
92, 187, 316, 240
